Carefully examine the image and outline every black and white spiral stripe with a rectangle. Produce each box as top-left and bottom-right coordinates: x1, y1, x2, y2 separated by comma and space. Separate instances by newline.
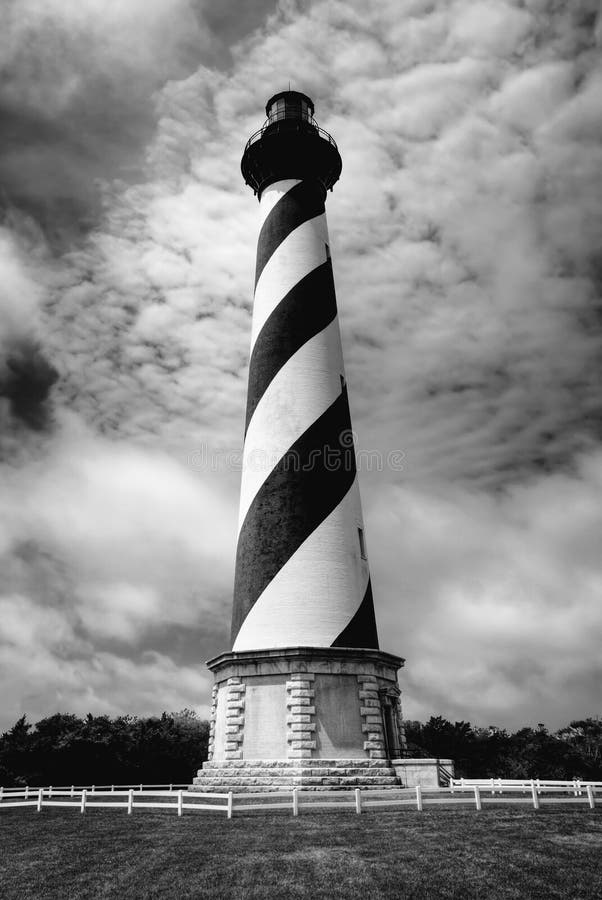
232, 178, 379, 652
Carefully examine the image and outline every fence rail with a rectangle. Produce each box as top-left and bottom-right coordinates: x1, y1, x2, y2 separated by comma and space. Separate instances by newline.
0, 781, 599, 818
450, 778, 602, 797
0, 783, 188, 798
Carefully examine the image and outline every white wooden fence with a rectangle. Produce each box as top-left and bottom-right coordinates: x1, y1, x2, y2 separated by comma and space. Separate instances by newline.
450, 777, 600, 796
0, 780, 599, 818
0, 783, 188, 796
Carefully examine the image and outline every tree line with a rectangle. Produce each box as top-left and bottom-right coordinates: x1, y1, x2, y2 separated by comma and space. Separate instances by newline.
0, 711, 600, 786
0, 710, 209, 787
404, 716, 602, 780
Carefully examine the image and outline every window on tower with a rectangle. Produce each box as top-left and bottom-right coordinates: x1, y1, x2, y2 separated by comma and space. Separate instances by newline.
358, 527, 367, 559
268, 98, 285, 122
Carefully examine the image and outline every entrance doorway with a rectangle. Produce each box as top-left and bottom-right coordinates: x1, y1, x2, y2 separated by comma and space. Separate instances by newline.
381, 698, 400, 760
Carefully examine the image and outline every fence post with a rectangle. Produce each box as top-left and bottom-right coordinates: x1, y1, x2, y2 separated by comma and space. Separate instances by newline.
111, 785, 114, 792
80, 789, 87, 814
0, 786, 3, 801
37, 789, 43, 813
292, 788, 298, 817
48, 785, 53, 799
416, 785, 423, 811
355, 788, 362, 814
139, 783, 143, 792
177, 790, 183, 817
473, 785, 481, 811
227, 791, 233, 820
587, 785, 596, 809
490, 778, 494, 797
91, 785, 95, 793
71, 785, 74, 798
127, 789, 134, 815
169, 784, 173, 792
25, 785, 29, 800
531, 781, 539, 810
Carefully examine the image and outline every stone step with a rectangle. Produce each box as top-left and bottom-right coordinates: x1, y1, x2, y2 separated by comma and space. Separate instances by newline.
191, 775, 400, 789
191, 757, 403, 792
193, 774, 398, 785
293, 775, 398, 785
195, 776, 294, 785
198, 766, 397, 778
193, 777, 398, 785
205, 758, 392, 769
189, 782, 402, 793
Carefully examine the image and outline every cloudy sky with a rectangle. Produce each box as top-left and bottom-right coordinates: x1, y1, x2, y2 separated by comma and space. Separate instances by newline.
1, 0, 601, 733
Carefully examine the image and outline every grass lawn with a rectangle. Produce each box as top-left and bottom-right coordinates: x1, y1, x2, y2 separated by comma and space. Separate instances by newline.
1, 806, 601, 899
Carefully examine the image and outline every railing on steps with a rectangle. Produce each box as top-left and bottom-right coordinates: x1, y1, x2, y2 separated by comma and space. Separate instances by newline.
437, 763, 453, 788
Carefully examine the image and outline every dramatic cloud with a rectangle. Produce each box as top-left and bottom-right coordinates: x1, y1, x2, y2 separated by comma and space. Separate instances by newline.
367, 450, 602, 729
0, 415, 235, 726
0, 589, 213, 726
0, 0, 277, 241
37, 0, 602, 484
0, 0, 601, 730
0, 221, 58, 441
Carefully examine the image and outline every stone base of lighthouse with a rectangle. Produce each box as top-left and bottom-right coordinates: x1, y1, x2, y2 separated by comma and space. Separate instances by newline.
191, 646, 406, 792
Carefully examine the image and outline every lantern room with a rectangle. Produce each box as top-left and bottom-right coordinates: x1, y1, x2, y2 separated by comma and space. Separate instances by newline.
265, 91, 315, 124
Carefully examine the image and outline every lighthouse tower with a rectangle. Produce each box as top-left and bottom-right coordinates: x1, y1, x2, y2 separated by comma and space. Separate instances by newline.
193, 92, 406, 792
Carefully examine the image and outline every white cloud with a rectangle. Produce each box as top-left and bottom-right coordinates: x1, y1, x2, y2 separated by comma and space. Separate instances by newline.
367, 450, 602, 728
489, 61, 575, 131
0, 228, 42, 349
0, 0, 213, 116
0, 414, 235, 728
447, 1, 533, 58
0, 592, 212, 725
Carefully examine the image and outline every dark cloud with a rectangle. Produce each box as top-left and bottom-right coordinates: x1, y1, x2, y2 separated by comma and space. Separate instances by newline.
201, 0, 280, 48
0, 0, 278, 245
2, 341, 58, 431
0, 102, 150, 246
0, 2, 197, 243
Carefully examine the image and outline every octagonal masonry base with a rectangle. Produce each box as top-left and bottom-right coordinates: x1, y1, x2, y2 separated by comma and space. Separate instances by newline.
192, 646, 407, 792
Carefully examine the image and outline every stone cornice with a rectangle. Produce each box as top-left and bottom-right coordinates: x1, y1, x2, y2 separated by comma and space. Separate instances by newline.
206, 646, 404, 684
208, 645, 403, 669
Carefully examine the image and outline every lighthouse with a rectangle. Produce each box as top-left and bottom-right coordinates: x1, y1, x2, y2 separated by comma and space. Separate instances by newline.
193, 92, 407, 791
